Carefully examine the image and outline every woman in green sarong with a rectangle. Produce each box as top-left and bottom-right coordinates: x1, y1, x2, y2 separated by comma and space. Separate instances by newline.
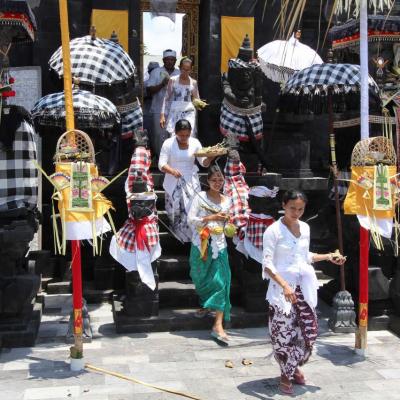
187, 165, 232, 343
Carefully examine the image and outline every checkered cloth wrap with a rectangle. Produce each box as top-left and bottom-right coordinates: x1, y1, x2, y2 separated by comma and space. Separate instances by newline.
116, 214, 159, 252
31, 89, 120, 129
220, 102, 263, 142
127, 147, 154, 194
0, 120, 38, 212
223, 157, 250, 230
49, 36, 136, 85
282, 63, 380, 95
118, 101, 143, 139
228, 58, 260, 69
246, 214, 275, 249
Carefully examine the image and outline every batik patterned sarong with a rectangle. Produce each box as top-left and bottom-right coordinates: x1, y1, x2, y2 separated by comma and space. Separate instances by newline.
268, 286, 318, 379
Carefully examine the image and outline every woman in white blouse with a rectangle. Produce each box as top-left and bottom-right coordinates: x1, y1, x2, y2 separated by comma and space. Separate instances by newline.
158, 119, 214, 242
188, 165, 232, 344
262, 190, 345, 395
160, 57, 200, 137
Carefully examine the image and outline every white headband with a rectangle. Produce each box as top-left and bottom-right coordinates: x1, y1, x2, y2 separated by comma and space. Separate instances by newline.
163, 50, 176, 58
249, 186, 279, 198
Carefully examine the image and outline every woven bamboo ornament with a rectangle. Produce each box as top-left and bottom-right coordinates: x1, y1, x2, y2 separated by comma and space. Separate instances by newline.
43, 130, 116, 255
344, 136, 398, 250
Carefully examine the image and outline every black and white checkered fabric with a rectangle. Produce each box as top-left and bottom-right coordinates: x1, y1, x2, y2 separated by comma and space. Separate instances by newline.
282, 63, 380, 94
0, 120, 38, 212
118, 103, 143, 139
49, 35, 136, 85
31, 89, 120, 129
220, 103, 263, 142
228, 58, 260, 69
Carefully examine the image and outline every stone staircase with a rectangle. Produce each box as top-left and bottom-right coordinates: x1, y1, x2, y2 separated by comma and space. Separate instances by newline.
111, 171, 273, 333
39, 171, 273, 334
38, 170, 335, 335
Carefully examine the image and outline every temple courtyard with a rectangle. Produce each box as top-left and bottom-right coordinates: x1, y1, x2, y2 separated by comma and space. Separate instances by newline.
0, 297, 399, 400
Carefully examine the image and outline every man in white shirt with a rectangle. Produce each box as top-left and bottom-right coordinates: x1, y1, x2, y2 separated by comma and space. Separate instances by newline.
146, 49, 180, 157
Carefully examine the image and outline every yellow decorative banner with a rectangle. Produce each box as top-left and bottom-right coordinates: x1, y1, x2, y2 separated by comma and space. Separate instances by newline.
221, 16, 254, 73
91, 9, 129, 51
344, 165, 396, 219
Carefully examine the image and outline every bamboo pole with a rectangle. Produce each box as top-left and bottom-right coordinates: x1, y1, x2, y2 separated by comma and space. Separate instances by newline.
328, 92, 346, 292
355, 0, 369, 355
58, 0, 84, 365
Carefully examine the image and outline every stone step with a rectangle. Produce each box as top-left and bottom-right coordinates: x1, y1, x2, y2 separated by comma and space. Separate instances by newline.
46, 280, 71, 294
158, 279, 242, 309
159, 280, 199, 309
158, 255, 190, 281
112, 301, 268, 334
159, 232, 191, 253
83, 281, 115, 304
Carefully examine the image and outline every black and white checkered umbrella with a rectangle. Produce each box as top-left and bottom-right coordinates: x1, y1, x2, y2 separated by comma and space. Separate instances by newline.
31, 89, 120, 129
49, 36, 136, 85
282, 63, 379, 94
280, 63, 381, 114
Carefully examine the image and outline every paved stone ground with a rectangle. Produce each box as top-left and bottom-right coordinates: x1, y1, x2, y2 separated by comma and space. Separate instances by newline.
1, 297, 400, 400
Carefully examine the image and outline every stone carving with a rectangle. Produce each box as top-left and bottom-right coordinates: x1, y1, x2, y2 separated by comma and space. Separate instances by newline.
220, 35, 267, 172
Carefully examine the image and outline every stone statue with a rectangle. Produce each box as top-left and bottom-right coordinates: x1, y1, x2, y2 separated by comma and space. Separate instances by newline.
110, 129, 160, 320
220, 35, 267, 172
0, 105, 42, 346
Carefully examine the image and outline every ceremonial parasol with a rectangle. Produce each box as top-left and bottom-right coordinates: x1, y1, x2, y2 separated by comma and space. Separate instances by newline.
49, 35, 136, 86
49, 34, 142, 139
257, 34, 323, 83
280, 63, 381, 114
31, 89, 120, 129
281, 62, 382, 333
329, 15, 400, 51
0, 0, 36, 44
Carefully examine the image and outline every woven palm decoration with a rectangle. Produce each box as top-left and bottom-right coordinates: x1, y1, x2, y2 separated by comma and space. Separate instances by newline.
344, 136, 398, 251
44, 130, 116, 255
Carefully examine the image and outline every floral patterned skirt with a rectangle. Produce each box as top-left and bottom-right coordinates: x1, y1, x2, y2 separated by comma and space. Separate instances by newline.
268, 286, 318, 379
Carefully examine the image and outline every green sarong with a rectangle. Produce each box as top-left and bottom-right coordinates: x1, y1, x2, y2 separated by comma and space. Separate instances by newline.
189, 245, 231, 321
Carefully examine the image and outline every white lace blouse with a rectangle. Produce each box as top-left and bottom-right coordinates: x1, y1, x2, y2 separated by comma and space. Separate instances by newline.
262, 218, 319, 315
187, 191, 231, 259
158, 137, 206, 196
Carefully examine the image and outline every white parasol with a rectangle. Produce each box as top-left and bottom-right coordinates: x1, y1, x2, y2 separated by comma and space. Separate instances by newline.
257, 34, 323, 83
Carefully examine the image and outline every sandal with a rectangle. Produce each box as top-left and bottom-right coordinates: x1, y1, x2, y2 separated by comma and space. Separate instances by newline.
279, 380, 294, 395
293, 370, 306, 385
210, 330, 229, 345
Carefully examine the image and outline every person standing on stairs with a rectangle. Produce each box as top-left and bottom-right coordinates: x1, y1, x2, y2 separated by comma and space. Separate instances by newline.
187, 165, 233, 345
146, 49, 180, 157
160, 57, 200, 137
158, 119, 214, 243
262, 189, 346, 395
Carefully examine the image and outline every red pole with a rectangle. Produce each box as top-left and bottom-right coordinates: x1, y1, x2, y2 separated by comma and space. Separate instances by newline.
355, 226, 369, 353
71, 240, 83, 338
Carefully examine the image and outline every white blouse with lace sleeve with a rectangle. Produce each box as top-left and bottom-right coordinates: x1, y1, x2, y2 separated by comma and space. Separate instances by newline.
187, 191, 231, 259
261, 218, 318, 315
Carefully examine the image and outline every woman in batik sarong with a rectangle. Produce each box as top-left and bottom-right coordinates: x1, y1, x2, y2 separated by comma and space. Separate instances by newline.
160, 57, 200, 137
158, 119, 213, 242
188, 165, 232, 345
262, 190, 345, 395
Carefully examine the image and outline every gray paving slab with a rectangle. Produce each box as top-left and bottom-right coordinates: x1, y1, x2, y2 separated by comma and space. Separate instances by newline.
1, 300, 400, 400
